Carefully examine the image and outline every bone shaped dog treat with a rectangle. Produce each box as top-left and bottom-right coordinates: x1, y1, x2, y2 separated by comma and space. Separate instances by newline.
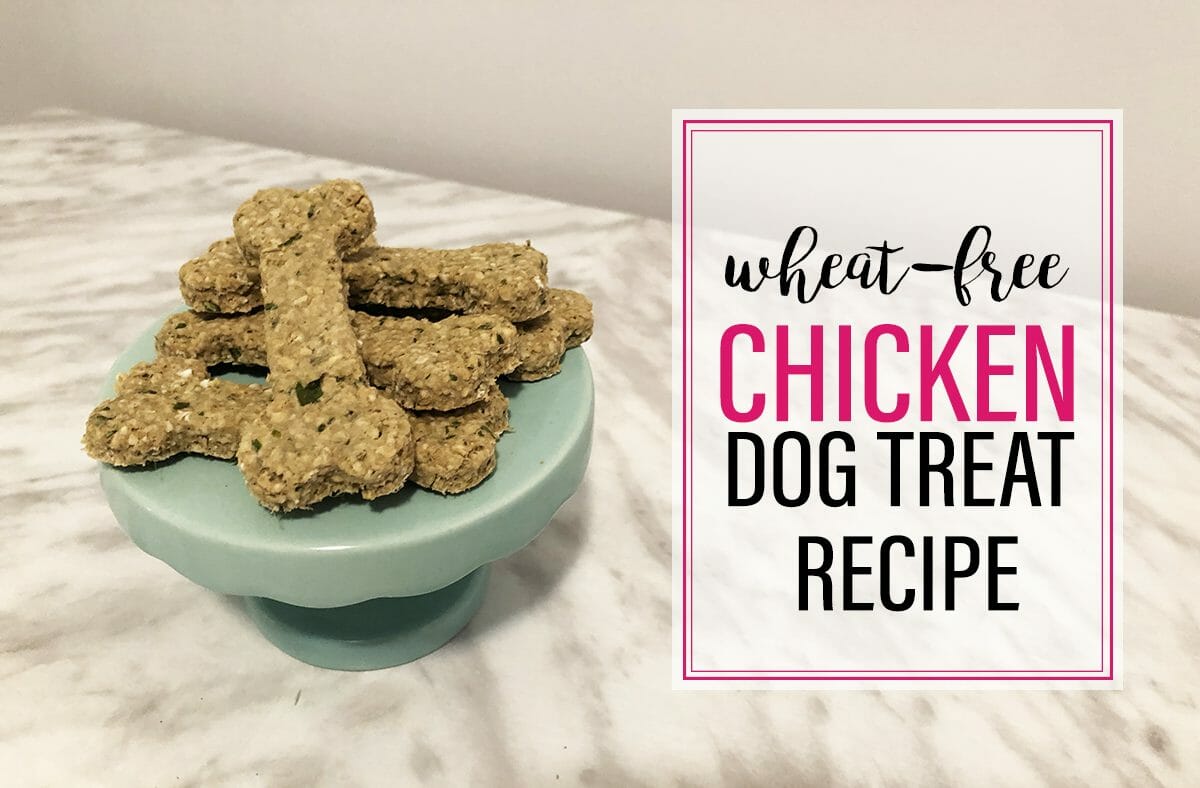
157, 310, 520, 410
345, 242, 549, 322
180, 237, 550, 322
86, 360, 505, 494
231, 180, 415, 511
352, 312, 517, 409
507, 289, 594, 381
83, 357, 269, 466
408, 382, 509, 493
180, 237, 261, 314
157, 286, 589, 391
181, 233, 382, 313
157, 309, 269, 367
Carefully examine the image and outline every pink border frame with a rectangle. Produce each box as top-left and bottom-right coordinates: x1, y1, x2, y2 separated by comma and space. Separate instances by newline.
680, 117, 1117, 682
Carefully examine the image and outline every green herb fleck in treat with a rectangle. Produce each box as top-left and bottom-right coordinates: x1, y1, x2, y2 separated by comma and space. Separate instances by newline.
175, 322, 187, 330
294, 377, 323, 406
317, 423, 326, 433
271, 429, 282, 438
251, 438, 262, 452
306, 205, 316, 219
449, 373, 458, 381
479, 322, 493, 330
202, 302, 219, 312
496, 333, 505, 345
229, 347, 242, 361
280, 232, 302, 248
263, 303, 277, 311
173, 401, 189, 410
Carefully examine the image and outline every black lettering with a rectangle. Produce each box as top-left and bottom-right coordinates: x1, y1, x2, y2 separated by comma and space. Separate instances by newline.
728, 432, 764, 506
944, 536, 980, 610
1038, 431, 1072, 506
963, 431, 994, 506
819, 431, 855, 506
1001, 432, 1038, 506
798, 536, 833, 610
880, 535, 916, 611
877, 431, 913, 506
920, 432, 955, 505
772, 431, 810, 506
843, 536, 874, 611
988, 536, 1019, 610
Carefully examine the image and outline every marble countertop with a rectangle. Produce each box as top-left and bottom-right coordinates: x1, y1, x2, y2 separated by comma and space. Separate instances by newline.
1, 109, 1197, 785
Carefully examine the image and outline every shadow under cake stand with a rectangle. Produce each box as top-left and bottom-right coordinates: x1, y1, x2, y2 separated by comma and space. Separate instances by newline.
98, 315, 593, 671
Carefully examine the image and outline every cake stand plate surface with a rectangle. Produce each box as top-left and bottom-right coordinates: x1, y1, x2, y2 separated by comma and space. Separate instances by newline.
98, 314, 594, 670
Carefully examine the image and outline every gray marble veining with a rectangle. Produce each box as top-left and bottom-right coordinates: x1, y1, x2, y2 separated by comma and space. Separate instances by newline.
0, 109, 1196, 785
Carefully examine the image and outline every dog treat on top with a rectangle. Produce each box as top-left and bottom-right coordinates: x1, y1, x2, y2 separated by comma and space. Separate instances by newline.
182, 233, 379, 315
178, 238, 551, 321
157, 310, 520, 409
508, 289, 594, 381
408, 383, 509, 493
231, 180, 416, 511
231, 180, 373, 385
83, 357, 269, 466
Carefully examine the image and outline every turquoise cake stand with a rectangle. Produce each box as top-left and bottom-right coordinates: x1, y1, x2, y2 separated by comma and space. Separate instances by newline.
98, 314, 593, 671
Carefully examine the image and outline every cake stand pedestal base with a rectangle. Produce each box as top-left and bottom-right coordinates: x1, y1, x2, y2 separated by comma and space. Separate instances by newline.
244, 566, 490, 671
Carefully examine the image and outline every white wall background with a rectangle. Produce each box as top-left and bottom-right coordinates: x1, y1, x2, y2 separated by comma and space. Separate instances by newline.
2, 0, 1196, 316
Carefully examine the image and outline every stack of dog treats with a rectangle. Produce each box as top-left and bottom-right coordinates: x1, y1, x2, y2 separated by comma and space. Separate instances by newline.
83, 180, 592, 512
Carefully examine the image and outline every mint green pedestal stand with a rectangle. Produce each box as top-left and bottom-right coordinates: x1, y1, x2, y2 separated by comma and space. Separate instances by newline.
98, 314, 593, 671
